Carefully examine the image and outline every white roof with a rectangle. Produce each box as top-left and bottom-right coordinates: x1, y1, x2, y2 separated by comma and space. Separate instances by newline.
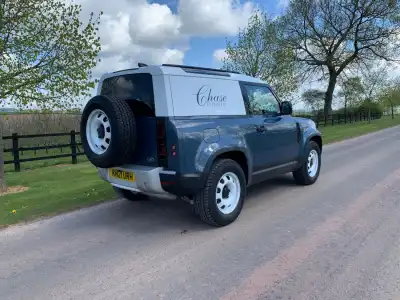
99, 64, 267, 85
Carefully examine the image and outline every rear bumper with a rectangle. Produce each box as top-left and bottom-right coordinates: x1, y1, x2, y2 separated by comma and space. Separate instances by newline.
97, 165, 203, 198
159, 172, 203, 196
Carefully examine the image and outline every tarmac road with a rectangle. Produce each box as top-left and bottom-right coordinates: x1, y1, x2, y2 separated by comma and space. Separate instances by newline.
1, 126, 400, 300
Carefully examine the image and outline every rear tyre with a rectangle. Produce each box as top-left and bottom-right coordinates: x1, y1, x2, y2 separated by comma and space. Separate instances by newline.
80, 95, 137, 168
194, 159, 246, 227
113, 187, 149, 202
293, 140, 321, 185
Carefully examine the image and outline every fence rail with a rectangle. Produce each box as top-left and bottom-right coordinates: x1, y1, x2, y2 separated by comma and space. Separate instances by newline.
2, 112, 396, 172
298, 112, 383, 127
3, 130, 84, 172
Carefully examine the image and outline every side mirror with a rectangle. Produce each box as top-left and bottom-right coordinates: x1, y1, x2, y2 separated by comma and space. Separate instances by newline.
281, 101, 293, 115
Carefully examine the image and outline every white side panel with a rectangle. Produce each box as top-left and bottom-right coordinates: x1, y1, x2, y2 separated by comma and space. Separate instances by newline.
169, 75, 246, 116
152, 75, 173, 116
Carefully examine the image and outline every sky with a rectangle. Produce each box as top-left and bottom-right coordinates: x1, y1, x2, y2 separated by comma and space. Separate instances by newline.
9, 0, 398, 111
67, 0, 314, 109
75, 0, 290, 86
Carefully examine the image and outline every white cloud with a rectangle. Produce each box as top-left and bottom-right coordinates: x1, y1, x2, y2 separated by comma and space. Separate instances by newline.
277, 0, 289, 9
60, 0, 257, 107
128, 2, 183, 48
178, 0, 255, 36
213, 48, 228, 62
75, 0, 256, 79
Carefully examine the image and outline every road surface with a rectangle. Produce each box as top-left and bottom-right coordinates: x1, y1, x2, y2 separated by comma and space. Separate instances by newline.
1, 126, 400, 300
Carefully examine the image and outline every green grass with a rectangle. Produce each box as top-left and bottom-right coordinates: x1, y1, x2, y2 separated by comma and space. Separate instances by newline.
1, 115, 399, 227
318, 116, 400, 144
0, 163, 114, 226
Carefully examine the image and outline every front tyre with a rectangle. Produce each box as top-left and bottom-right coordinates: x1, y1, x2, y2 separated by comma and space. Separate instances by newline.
293, 140, 321, 185
194, 159, 246, 227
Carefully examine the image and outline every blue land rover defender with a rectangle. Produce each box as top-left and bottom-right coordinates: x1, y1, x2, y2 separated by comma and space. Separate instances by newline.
80, 63, 322, 227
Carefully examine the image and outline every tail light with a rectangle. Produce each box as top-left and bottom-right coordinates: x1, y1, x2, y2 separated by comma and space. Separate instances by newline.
156, 119, 168, 167
171, 144, 177, 156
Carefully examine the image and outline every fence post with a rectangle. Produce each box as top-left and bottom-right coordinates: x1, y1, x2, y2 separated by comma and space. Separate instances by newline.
11, 133, 20, 172
70, 130, 77, 164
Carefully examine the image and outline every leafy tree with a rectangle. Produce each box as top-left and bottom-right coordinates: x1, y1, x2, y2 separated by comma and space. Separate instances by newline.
222, 12, 299, 101
280, 0, 400, 121
377, 78, 400, 119
0, 0, 102, 191
301, 89, 325, 114
337, 76, 364, 117
359, 66, 390, 103
356, 65, 390, 121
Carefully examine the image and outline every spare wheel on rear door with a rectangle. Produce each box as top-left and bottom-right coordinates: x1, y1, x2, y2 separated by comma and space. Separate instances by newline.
80, 95, 137, 168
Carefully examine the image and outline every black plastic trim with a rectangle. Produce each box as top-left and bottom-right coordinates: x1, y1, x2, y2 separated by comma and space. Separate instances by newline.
159, 172, 204, 196
162, 63, 240, 74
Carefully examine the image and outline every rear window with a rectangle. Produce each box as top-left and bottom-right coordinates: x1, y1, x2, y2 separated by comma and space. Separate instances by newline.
100, 73, 155, 112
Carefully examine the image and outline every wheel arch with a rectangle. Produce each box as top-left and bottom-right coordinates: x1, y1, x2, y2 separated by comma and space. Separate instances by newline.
309, 134, 322, 152
203, 148, 251, 185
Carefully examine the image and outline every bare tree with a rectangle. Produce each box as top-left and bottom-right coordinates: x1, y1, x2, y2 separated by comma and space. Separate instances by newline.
280, 0, 400, 121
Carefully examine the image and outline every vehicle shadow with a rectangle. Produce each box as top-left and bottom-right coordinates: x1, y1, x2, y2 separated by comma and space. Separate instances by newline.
68, 174, 298, 234
246, 174, 297, 199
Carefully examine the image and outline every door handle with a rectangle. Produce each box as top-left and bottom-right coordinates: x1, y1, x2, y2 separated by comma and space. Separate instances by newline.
264, 116, 281, 123
256, 125, 266, 133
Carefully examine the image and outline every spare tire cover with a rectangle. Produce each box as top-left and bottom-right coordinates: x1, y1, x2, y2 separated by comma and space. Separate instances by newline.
80, 95, 137, 168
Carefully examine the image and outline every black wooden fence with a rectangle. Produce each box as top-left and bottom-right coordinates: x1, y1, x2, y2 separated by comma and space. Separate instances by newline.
297, 112, 382, 128
3, 131, 84, 172
2, 112, 395, 172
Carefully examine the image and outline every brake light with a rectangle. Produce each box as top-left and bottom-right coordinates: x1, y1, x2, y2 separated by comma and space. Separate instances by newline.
156, 119, 168, 166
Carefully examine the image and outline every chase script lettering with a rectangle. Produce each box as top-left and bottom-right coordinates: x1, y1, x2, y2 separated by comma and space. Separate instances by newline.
196, 85, 227, 107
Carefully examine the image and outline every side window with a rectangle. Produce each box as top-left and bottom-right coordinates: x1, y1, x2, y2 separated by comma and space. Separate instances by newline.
101, 73, 155, 112
243, 85, 280, 115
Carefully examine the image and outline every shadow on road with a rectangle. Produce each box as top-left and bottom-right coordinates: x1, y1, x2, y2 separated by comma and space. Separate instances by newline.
62, 174, 298, 235
246, 174, 296, 199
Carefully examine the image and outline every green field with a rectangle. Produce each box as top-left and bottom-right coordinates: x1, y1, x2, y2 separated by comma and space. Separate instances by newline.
1, 115, 399, 227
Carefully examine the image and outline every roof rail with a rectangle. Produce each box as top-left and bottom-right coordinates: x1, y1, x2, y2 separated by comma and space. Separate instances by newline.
112, 68, 139, 73
162, 63, 240, 74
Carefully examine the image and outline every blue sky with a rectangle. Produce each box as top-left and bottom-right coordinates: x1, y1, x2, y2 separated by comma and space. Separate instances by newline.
155, 0, 286, 68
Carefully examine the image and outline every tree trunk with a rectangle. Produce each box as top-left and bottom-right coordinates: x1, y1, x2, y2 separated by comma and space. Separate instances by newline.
368, 107, 371, 124
391, 103, 394, 119
324, 71, 336, 125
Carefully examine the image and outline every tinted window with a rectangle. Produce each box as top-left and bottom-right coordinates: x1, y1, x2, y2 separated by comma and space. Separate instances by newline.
100, 73, 154, 112
244, 85, 280, 115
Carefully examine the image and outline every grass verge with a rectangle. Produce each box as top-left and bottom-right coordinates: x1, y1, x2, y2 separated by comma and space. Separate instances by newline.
1, 116, 399, 227
1, 163, 114, 227
318, 116, 400, 143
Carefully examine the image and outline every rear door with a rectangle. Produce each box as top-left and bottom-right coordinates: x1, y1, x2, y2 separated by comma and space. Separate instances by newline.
241, 82, 299, 172
99, 73, 160, 167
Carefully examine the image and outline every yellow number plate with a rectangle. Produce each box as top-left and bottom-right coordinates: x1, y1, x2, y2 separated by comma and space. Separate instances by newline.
109, 169, 136, 182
